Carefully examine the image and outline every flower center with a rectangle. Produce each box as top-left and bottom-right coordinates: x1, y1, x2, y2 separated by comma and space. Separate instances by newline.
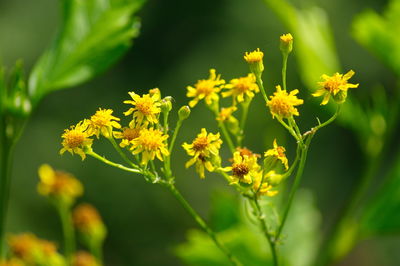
136, 100, 153, 115
232, 163, 249, 177
123, 128, 140, 141
196, 80, 215, 96
65, 132, 85, 148
193, 137, 209, 151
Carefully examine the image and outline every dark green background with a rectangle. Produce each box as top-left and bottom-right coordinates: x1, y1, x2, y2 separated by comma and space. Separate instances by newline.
0, 0, 398, 265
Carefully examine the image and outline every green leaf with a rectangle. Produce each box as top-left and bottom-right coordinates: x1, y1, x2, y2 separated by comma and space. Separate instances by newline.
352, 0, 400, 77
28, 0, 145, 105
360, 155, 400, 236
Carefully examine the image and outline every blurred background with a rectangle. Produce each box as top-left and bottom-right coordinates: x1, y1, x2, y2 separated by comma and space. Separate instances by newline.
0, 0, 399, 265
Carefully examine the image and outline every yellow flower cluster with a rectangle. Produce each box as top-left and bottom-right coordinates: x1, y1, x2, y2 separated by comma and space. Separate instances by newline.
38, 164, 83, 206
267, 85, 304, 119
61, 89, 169, 165
182, 128, 222, 179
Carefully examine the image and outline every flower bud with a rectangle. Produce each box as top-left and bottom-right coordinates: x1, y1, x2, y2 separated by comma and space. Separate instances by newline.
332, 90, 347, 104
160, 97, 173, 113
244, 48, 264, 76
178, 105, 191, 120
279, 33, 293, 55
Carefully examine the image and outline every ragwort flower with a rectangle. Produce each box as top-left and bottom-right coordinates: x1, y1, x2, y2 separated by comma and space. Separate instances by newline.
222, 74, 259, 104
73, 204, 106, 245
113, 120, 143, 148
38, 164, 83, 206
224, 151, 261, 185
244, 48, 264, 75
264, 139, 289, 170
267, 85, 303, 119
313, 70, 359, 105
124, 92, 161, 124
253, 171, 279, 196
87, 108, 121, 138
182, 128, 222, 178
72, 251, 99, 266
186, 69, 225, 108
60, 120, 93, 160
130, 128, 169, 164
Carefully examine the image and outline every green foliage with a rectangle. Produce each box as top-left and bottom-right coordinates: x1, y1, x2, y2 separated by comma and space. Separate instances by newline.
28, 0, 145, 105
360, 155, 400, 236
174, 189, 321, 266
352, 0, 400, 77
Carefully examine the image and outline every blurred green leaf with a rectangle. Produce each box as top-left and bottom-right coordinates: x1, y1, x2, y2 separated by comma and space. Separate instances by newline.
352, 0, 400, 77
28, 0, 145, 105
174, 189, 321, 266
360, 155, 400, 236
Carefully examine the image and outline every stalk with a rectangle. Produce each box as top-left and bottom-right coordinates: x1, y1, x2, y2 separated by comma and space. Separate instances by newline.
57, 204, 75, 262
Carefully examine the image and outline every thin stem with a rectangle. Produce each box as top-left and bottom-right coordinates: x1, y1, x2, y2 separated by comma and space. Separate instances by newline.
57, 204, 75, 262
218, 121, 236, 153
168, 120, 182, 154
166, 183, 242, 266
281, 53, 288, 91
107, 135, 138, 169
255, 74, 268, 104
314, 105, 341, 132
89, 239, 103, 265
238, 101, 250, 146
253, 197, 279, 266
276, 117, 299, 142
87, 151, 141, 175
276, 137, 310, 240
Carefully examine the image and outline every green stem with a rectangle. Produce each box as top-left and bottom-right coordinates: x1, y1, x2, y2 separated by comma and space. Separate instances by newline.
107, 135, 138, 169
89, 239, 103, 265
276, 137, 310, 239
238, 101, 250, 146
218, 121, 236, 153
276, 117, 299, 142
57, 204, 75, 262
166, 183, 242, 266
253, 197, 279, 266
255, 74, 268, 104
281, 53, 288, 91
168, 120, 182, 154
87, 151, 141, 175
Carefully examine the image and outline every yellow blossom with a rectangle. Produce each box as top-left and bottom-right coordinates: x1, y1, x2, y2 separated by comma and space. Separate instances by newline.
264, 139, 289, 170
38, 164, 83, 205
313, 70, 359, 105
253, 171, 279, 196
244, 48, 264, 74
73, 204, 106, 242
222, 74, 259, 104
186, 69, 225, 108
280, 33, 293, 54
224, 151, 261, 185
216, 106, 237, 122
267, 85, 303, 119
0, 259, 24, 266
124, 92, 161, 124
87, 108, 121, 138
60, 120, 93, 160
235, 147, 260, 159
130, 128, 169, 164
182, 128, 222, 178
73, 251, 99, 266
113, 121, 143, 148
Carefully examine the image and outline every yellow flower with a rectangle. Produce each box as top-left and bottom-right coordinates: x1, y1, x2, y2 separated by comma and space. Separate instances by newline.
313, 70, 359, 105
264, 139, 289, 170
73, 251, 100, 266
224, 151, 261, 185
280, 33, 293, 43
253, 171, 279, 196
280, 33, 293, 54
222, 74, 259, 104
130, 128, 169, 164
244, 48, 264, 74
113, 121, 143, 148
186, 69, 225, 108
73, 204, 106, 243
0, 258, 24, 266
87, 108, 121, 138
267, 85, 303, 119
38, 164, 83, 205
8, 233, 65, 266
60, 120, 93, 160
216, 106, 237, 122
182, 128, 222, 178
235, 147, 260, 158
124, 92, 161, 124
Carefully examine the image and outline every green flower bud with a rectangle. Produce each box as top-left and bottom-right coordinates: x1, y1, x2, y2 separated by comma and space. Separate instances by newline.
178, 105, 191, 120
161, 97, 173, 113
280, 33, 293, 55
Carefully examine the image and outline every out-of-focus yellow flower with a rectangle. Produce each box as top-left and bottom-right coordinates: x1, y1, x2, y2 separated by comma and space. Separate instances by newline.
148, 88, 161, 101
235, 147, 260, 159
38, 164, 83, 206
223, 151, 260, 185
124, 92, 161, 124
216, 106, 237, 122
60, 120, 93, 160
73, 204, 106, 244
313, 70, 358, 105
222, 74, 259, 104
113, 122, 143, 148
186, 69, 225, 108
244, 48, 264, 75
182, 128, 222, 178
0, 258, 24, 266
264, 139, 289, 170
8, 233, 65, 266
267, 85, 303, 119
87, 108, 121, 138
72, 251, 99, 266
130, 128, 169, 164
253, 171, 279, 196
